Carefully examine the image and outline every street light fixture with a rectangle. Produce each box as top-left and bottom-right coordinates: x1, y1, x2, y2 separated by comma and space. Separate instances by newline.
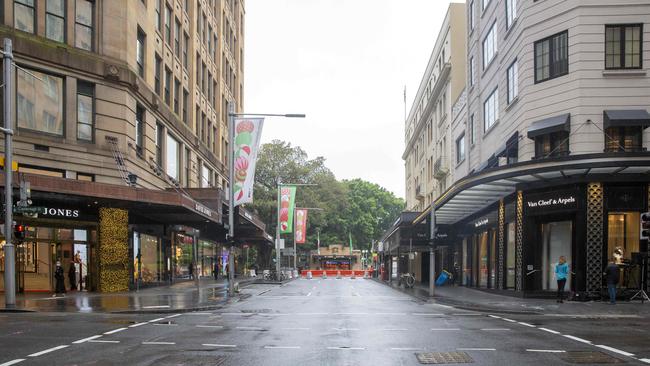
227, 104, 305, 295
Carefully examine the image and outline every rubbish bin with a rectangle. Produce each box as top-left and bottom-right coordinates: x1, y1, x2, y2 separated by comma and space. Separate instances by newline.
435, 270, 451, 286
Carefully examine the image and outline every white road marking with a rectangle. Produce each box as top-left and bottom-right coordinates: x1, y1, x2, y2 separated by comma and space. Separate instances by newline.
431, 328, 461, 331
0, 359, 26, 366
142, 305, 170, 309
502, 318, 517, 322
203, 344, 237, 348
128, 322, 148, 328
306, 292, 312, 297
186, 312, 212, 315
88, 340, 120, 344
391, 347, 421, 351
517, 322, 535, 328
264, 346, 301, 349
480, 328, 511, 331
538, 327, 561, 335
435, 304, 454, 309
326, 347, 365, 350
526, 349, 566, 353
639, 358, 650, 364
375, 312, 407, 316
563, 335, 592, 344
333, 328, 359, 331
165, 314, 181, 318
72, 335, 103, 344
142, 342, 175, 345
488, 315, 502, 319
236, 326, 265, 331
147, 317, 165, 323
383, 328, 408, 331
595, 345, 634, 357
257, 289, 272, 295
153, 323, 178, 326
196, 325, 224, 329
457, 348, 496, 351
103, 328, 127, 335
28, 345, 69, 357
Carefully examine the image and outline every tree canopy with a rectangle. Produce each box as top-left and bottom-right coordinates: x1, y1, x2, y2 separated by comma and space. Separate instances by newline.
246, 140, 404, 252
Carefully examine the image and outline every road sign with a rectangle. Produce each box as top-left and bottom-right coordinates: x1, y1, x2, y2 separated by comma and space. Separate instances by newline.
14, 206, 44, 214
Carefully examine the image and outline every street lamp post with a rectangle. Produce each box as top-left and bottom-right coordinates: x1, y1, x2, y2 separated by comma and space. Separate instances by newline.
2, 39, 15, 308
227, 106, 305, 294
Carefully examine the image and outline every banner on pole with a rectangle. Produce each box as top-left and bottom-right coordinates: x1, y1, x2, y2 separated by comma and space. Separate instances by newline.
294, 209, 308, 244
279, 186, 296, 234
233, 118, 264, 207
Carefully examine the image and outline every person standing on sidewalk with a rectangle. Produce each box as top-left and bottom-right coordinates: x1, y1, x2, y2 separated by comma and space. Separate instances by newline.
555, 256, 569, 303
54, 261, 66, 296
604, 258, 620, 305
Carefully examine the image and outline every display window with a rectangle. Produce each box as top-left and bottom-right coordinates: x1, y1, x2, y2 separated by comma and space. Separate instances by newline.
540, 221, 573, 291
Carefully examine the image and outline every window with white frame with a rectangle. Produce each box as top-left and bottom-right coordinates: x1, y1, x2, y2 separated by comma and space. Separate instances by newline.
482, 0, 491, 11
483, 88, 498, 131
166, 134, 180, 180
469, 56, 475, 86
507, 59, 518, 103
483, 22, 497, 69
506, 0, 517, 29
469, 114, 475, 145
456, 133, 466, 164
469, 0, 475, 31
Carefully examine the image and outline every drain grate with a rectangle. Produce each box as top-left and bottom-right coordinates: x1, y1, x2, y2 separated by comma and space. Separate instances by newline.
416, 352, 474, 364
560, 351, 625, 364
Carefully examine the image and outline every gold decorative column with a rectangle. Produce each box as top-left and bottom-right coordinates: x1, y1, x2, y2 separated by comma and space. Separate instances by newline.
497, 199, 505, 290
586, 183, 604, 295
515, 191, 523, 291
98, 208, 129, 292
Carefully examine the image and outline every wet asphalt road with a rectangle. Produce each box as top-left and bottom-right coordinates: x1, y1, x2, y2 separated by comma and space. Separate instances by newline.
1, 278, 650, 366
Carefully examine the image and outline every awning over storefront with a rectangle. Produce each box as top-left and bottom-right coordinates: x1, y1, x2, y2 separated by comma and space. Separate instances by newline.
495, 132, 519, 158
415, 153, 650, 226
527, 113, 570, 138
603, 109, 650, 129
380, 212, 430, 253
235, 206, 273, 245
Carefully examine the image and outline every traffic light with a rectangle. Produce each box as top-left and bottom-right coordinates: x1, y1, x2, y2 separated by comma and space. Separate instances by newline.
641, 212, 650, 240
14, 224, 26, 242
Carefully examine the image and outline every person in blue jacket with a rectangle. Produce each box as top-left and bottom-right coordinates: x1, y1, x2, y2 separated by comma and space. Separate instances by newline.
555, 256, 569, 303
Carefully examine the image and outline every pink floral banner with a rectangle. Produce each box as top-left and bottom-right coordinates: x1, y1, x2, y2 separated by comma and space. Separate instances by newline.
233, 118, 264, 207
294, 209, 308, 244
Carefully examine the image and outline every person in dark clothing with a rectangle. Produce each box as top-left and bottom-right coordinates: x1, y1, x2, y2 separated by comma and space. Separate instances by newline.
604, 258, 620, 304
68, 263, 77, 291
54, 261, 66, 296
188, 261, 194, 280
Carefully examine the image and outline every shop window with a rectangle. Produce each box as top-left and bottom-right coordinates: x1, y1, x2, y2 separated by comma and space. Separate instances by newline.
46, 0, 66, 42
535, 31, 568, 83
77, 81, 94, 142
75, 0, 94, 51
478, 232, 488, 288
17, 68, 64, 136
506, 223, 516, 289
14, 0, 35, 33
605, 126, 643, 152
605, 24, 642, 69
135, 232, 163, 283
534, 131, 569, 159
541, 221, 572, 291
607, 212, 640, 270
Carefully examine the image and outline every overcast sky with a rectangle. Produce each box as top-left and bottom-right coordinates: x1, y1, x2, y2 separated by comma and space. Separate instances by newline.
245, 0, 456, 199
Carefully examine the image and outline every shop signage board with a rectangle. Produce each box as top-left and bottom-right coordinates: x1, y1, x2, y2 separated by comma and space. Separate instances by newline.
525, 188, 578, 216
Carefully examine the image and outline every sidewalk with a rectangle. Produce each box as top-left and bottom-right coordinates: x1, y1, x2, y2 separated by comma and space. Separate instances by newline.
0, 277, 258, 313
380, 279, 650, 317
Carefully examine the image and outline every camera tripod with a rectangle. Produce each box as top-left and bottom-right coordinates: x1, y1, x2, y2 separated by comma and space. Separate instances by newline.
630, 255, 649, 303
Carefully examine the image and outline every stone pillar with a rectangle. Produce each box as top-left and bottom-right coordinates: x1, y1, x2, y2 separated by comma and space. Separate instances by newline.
98, 208, 130, 292
586, 183, 604, 296
515, 191, 523, 292
497, 199, 505, 290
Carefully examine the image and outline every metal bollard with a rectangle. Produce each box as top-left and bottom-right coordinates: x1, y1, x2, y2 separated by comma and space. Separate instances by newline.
336, 271, 341, 279
307, 271, 313, 279
351, 271, 356, 279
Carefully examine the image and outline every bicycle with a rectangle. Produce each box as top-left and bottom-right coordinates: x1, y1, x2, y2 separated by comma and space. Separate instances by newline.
398, 273, 415, 288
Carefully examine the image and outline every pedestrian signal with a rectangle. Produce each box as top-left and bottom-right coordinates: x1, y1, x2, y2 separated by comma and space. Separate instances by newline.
14, 224, 26, 241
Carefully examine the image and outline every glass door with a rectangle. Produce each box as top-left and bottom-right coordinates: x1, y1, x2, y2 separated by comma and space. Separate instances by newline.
541, 221, 573, 291
478, 232, 488, 288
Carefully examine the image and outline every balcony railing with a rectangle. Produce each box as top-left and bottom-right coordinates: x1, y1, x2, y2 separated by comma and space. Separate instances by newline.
415, 185, 424, 200
433, 157, 449, 179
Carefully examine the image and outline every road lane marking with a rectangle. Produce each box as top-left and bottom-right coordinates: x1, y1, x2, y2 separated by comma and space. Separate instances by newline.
457, 348, 496, 351
480, 328, 511, 331
257, 289, 272, 295
153, 323, 178, 326
72, 335, 103, 344
326, 347, 365, 350
595, 345, 634, 357
383, 328, 408, 331
562, 335, 591, 344
28, 345, 69, 357
264, 346, 301, 349
517, 322, 535, 328
129, 322, 148, 328
488, 315, 501, 319
391, 348, 421, 351
186, 312, 212, 315
526, 349, 566, 353
0, 359, 26, 366
142, 305, 170, 309
431, 328, 461, 331
88, 340, 120, 344
203, 344, 237, 348
639, 358, 650, 364
306, 292, 312, 296
502, 318, 517, 322
538, 327, 561, 335
165, 314, 181, 318
147, 317, 165, 323
196, 325, 224, 329
142, 342, 175, 345
103, 328, 127, 335
236, 326, 265, 331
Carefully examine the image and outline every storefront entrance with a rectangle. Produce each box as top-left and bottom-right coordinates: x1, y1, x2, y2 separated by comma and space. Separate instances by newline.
540, 221, 573, 291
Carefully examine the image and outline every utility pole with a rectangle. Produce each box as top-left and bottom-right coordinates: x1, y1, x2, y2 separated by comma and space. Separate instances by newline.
3, 38, 15, 308
227, 102, 236, 296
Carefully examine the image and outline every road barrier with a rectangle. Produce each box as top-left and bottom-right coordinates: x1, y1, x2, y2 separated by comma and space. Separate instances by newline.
302, 270, 369, 278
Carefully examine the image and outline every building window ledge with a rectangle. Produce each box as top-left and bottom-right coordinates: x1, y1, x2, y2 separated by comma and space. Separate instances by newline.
602, 69, 647, 77
505, 96, 519, 112
483, 119, 500, 138
504, 18, 518, 40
